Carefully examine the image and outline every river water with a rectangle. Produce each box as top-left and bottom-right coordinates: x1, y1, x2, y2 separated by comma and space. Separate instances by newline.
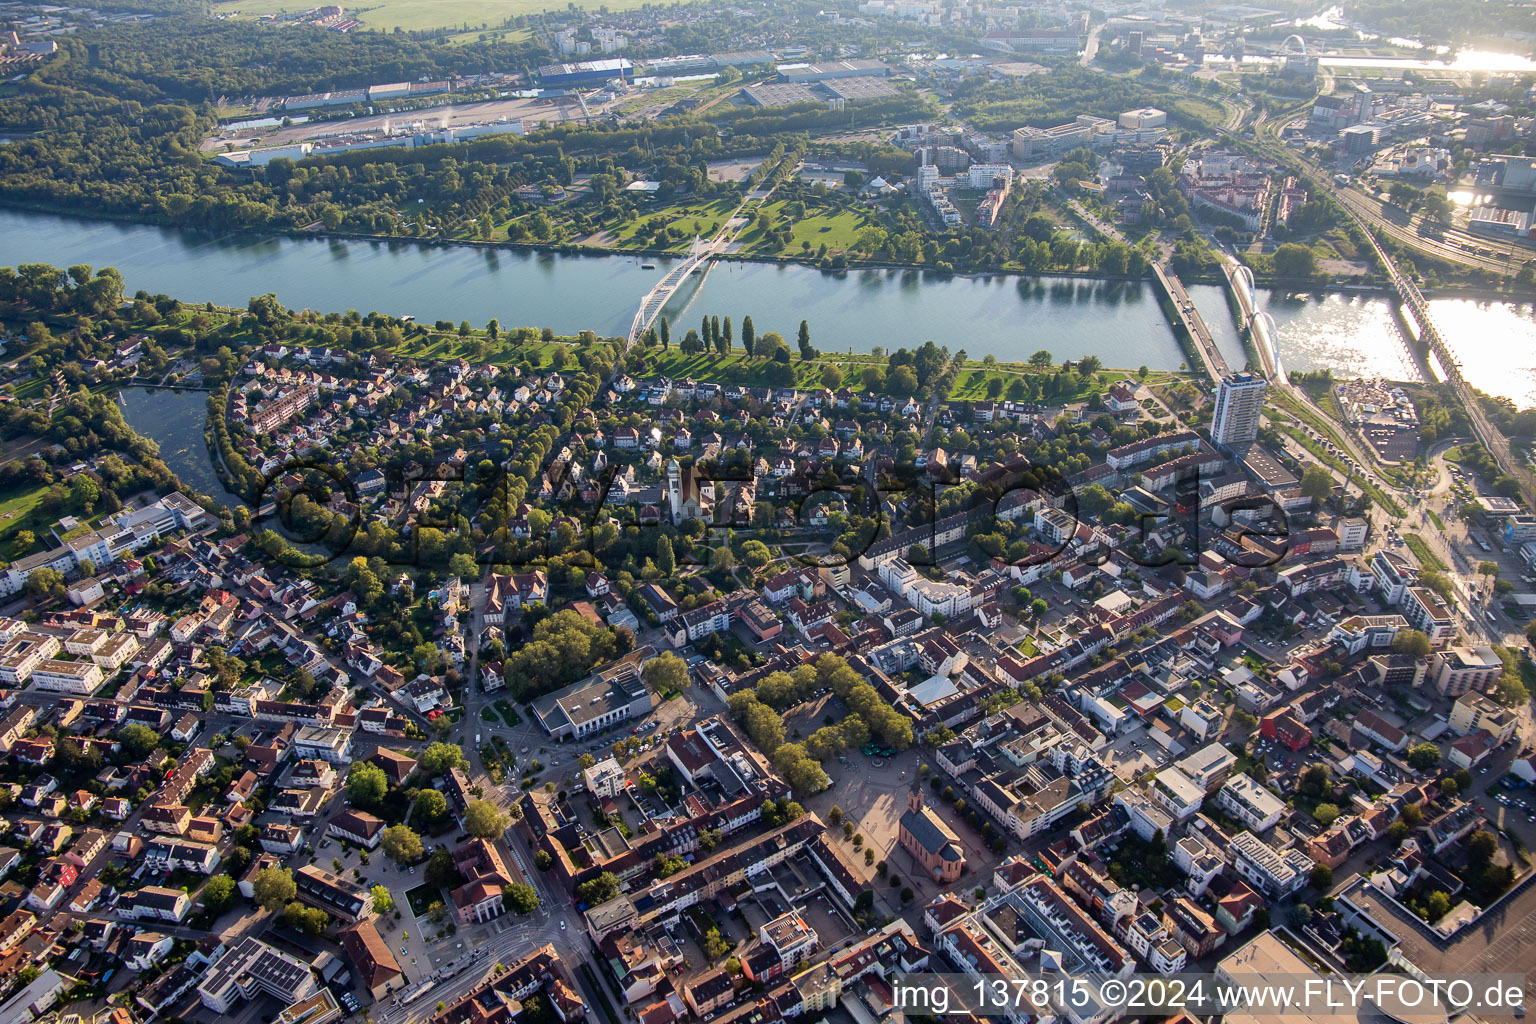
0, 209, 1196, 370
3, 208, 1533, 406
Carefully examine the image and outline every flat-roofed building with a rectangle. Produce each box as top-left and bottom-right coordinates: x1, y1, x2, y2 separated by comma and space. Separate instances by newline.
198, 936, 317, 1014
532, 647, 655, 740
1449, 690, 1518, 743
28, 658, 105, 695
1216, 773, 1286, 832
1175, 742, 1237, 793
1403, 585, 1455, 645
1152, 767, 1204, 821
1431, 646, 1502, 697
1229, 831, 1310, 898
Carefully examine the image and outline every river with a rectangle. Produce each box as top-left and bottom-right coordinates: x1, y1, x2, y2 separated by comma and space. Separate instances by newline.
0, 209, 1200, 371
3, 208, 1534, 406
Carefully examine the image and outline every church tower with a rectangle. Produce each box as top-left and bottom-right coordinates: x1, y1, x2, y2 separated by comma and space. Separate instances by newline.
666, 458, 683, 524
907, 779, 925, 814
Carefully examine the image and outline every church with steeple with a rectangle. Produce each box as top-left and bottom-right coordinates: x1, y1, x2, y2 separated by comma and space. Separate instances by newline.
899, 779, 967, 883
666, 458, 712, 525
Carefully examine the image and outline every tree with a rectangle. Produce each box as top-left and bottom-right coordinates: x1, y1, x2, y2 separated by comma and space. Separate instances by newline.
418, 742, 468, 776
503, 883, 540, 914
413, 788, 448, 821
346, 761, 388, 808
117, 723, 160, 759
1391, 629, 1432, 658
23, 567, 64, 602
1311, 864, 1333, 890
464, 799, 508, 839
1314, 803, 1341, 828
425, 849, 461, 889
371, 885, 396, 916
284, 901, 329, 935
756, 331, 788, 362
741, 315, 755, 356
642, 651, 688, 694
1468, 829, 1498, 866
655, 535, 675, 576
201, 875, 237, 913
703, 926, 732, 961
534, 850, 553, 870
1274, 243, 1317, 278
1299, 763, 1331, 799
1299, 465, 1334, 502
1388, 181, 1419, 209
381, 824, 424, 865
1407, 743, 1441, 771
577, 872, 621, 906
251, 867, 296, 911
1422, 188, 1453, 223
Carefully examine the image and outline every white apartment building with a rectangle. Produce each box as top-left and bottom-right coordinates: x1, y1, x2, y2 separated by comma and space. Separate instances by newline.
1151, 767, 1204, 821
1216, 773, 1286, 832
28, 659, 105, 696
1210, 372, 1267, 446
1228, 831, 1310, 898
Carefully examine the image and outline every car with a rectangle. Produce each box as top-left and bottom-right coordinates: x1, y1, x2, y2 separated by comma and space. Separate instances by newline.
560, 920, 567, 930
409, 866, 416, 874
402, 946, 408, 954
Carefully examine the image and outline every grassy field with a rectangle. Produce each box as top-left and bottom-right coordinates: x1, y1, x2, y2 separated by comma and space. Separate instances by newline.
0, 484, 55, 561
612, 198, 742, 247
390, 331, 579, 367
214, 0, 667, 32
733, 200, 880, 256
638, 348, 1196, 396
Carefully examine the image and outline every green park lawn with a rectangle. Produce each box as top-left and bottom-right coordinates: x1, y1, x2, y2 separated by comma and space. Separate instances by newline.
0, 484, 55, 559
733, 200, 880, 256
612, 198, 741, 248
